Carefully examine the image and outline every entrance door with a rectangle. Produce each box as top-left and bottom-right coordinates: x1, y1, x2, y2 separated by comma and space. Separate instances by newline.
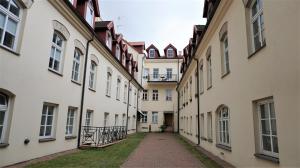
164, 113, 173, 132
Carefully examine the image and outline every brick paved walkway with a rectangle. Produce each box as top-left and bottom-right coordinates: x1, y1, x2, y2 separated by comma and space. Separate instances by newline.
121, 133, 206, 168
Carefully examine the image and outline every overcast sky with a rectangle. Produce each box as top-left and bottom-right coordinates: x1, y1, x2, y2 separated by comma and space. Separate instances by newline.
99, 0, 206, 54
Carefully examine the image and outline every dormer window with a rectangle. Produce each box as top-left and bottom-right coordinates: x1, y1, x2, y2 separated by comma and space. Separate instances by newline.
128, 61, 132, 74
149, 49, 155, 58
115, 44, 120, 60
68, 0, 74, 5
106, 31, 112, 50
167, 48, 174, 58
122, 53, 126, 66
85, 0, 94, 26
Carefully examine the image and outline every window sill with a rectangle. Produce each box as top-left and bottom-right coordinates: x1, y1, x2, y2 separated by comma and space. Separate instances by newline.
71, 80, 81, 86
89, 88, 96, 92
0, 45, 20, 56
216, 144, 232, 152
65, 136, 77, 140
248, 43, 266, 59
254, 153, 279, 164
221, 71, 230, 79
0, 143, 9, 148
48, 69, 63, 77
39, 138, 56, 143
207, 86, 212, 90
106, 95, 111, 98
116, 98, 120, 101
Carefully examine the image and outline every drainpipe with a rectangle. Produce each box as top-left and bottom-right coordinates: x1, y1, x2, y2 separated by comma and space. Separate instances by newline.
177, 58, 180, 134
136, 89, 140, 133
193, 57, 200, 145
126, 78, 133, 135
77, 35, 94, 148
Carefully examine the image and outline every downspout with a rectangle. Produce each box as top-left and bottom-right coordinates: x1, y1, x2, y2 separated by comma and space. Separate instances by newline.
126, 78, 133, 135
136, 89, 140, 133
77, 35, 94, 148
177, 58, 180, 134
193, 57, 200, 145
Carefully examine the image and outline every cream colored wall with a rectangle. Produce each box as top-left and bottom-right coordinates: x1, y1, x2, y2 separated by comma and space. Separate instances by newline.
0, 0, 140, 166
178, 0, 300, 167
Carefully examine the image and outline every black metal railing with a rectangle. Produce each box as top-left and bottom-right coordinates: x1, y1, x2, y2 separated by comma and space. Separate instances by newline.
81, 126, 126, 147
147, 74, 178, 82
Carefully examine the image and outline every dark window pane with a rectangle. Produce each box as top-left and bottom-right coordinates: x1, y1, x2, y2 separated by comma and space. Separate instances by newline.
49, 57, 53, 68
270, 102, 276, 118
272, 136, 279, 153
48, 106, 54, 115
52, 33, 57, 43
45, 126, 52, 136
0, 0, 9, 9
42, 105, 47, 115
9, 0, 20, 16
262, 135, 271, 151
53, 60, 60, 71
261, 119, 270, 134
0, 110, 5, 125
260, 104, 268, 119
39, 126, 44, 136
251, 0, 257, 16
0, 126, 3, 139
40, 115, 46, 125
0, 94, 6, 105
3, 32, 15, 49
271, 119, 277, 135
46, 116, 53, 125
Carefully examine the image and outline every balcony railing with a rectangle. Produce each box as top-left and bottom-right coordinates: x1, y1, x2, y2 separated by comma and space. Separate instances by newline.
81, 126, 126, 147
146, 74, 178, 82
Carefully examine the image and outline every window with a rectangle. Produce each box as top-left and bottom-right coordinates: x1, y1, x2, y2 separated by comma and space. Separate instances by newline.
85, 110, 93, 127
167, 48, 174, 58
166, 68, 172, 80
122, 53, 126, 66
114, 114, 119, 126
0, 0, 20, 50
200, 114, 204, 138
199, 62, 204, 93
89, 61, 97, 90
256, 99, 278, 157
143, 68, 149, 79
49, 32, 64, 73
217, 106, 230, 147
128, 61, 132, 74
85, 0, 94, 26
128, 86, 132, 105
152, 90, 158, 101
106, 31, 112, 50
122, 114, 126, 126
207, 55, 212, 88
186, 84, 189, 103
149, 48, 155, 58
152, 112, 158, 124
142, 90, 148, 101
106, 71, 112, 97
0, 93, 8, 143
68, 0, 74, 4
71, 49, 82, 82
116, 78, 121, 100
115, 44, 120, 60
153, 68, 159, 80
39, 103, 57, 138
66, 107, 77, 136
189, 77, 192, 100
250, 0, 265, 52
221, 34, 230, 75
141, 111, 147, 123
123, 83, 128, 103
166, 89, 172, 101
207, 112, 212, 141
104, 113, 109, 127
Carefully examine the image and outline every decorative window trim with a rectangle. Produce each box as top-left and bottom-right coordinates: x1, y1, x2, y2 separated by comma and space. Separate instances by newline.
74, 39, 85, 53
216, 105, 231, 147
52, 20, 70, 40
219, 22, 228, 40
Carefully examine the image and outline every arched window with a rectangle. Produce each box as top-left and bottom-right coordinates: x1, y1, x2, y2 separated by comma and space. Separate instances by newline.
217, 105, 230, 147
115, 44, 120, 60
167, 48, 174, 58
106, 31, 112, 50
89, 61, 97, 90
0, 0, 21, 50
71, 48, 82, 82
106, 67, 112, 96
49, 32, 64, 73
0, 93, 8, 142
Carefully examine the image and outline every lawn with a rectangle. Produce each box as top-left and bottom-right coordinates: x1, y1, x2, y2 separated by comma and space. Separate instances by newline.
176, 135, 221, 168
27, 133, 146, 168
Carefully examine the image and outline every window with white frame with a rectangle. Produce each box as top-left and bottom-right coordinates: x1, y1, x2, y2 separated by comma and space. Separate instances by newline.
149, 48, 155, 58
250, 0, 265, 52
122, 53, 126, 66
152, 112, 158, 124
85, 110, 93, 127
153, 68, 159, 79
142, 90, 148, 101
106, 71, 112, 97
189, 77, 192, 100
39, 103, 57, 138
71, 49, 82, 82
114, 114, 119, 126
85, 0, 94, 26
0, 93, 9, 143
152, 90, 158, 101
207, 112, 212, 141
116, 78, 121, 100
166, 89, 172, 101
115, 44, 121, 60
49, 32, 64, 73
217, 106, 230, 147
122, 114, 126, 126
166, 68, 172, 80
89, 61, 97, 90
167, 48, 174, 58
256, 98, 278, 157
141, 111, 147, 123
199, 62, 204, 93
104, 113, 109, 127
200, 114, 204, 138
207, 55, 212, 88
221, 34, 230, 75
66, 107, 77, 136
143, 68, 149, 79
123, 83, 128, 103
106, 31, 112, 50
0, 0, 20, 50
